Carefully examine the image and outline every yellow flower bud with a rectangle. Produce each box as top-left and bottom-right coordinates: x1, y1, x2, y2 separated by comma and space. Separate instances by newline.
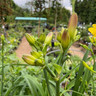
22, 55, 35, 66
68, 12, 78, 40
23, 54, 36, 60
22, 55, 44, 66
89, 37, 96, 45
31, 51, 41, 58
54, 42, 60, 47
25, 33, 35, 45
61, 30, 70, 50
1, 34, 5, 41
44, 32, 53, 46
57, 32, 61, 42
61, 27, 65, 35
82, 61, 96, 73
35, 59, 44, 66
92, 37, 96, 43
39, 33, 46, 43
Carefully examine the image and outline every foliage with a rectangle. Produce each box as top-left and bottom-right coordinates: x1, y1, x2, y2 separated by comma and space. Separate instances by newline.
0, 22, 96, 96
75, 0, 96, 24
0, 1, 96, 96
0, 0, 70, 24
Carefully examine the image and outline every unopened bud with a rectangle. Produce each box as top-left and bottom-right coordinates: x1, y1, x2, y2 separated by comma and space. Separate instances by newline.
68, 12, 78, 40
1, 34, 5, 41
25, 33, 35, 45
23, 54, 36, 60
89, 37, 96, 43
31, 51, 41, 58
44, 32, 53, 46
39, 33, 46, 43
22, 55, 35, 66
54, 42, 59, 47
35, 59, 44, 66
57, 32, 61, 42
22, 55, 44, 66
61, 27, 65, 35
61, 30, 70, 50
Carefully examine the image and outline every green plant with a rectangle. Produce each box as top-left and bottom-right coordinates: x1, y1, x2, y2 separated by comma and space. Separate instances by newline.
22, 12, 81, 96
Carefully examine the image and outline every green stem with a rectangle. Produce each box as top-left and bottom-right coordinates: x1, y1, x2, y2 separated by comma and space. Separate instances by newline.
92, 73, 95, 95
1, 37, 4, 96
92, 53, 96, 71
55, 43, 73, 96
43, 69, 52, 96
92, 53, 96, 95
72, 0, 76, 13
45, 66, 56, 78
56, 79, 60, 96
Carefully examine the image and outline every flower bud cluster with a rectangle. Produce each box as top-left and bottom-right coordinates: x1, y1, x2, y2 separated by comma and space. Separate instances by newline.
23, 32, 53, 66
22, 51, 44, 66
57, 12, 78, 50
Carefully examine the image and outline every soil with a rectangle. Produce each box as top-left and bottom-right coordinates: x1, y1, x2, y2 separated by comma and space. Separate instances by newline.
16, 37, 85, 59
15, 36, 32, 58
69, 45, 85, 59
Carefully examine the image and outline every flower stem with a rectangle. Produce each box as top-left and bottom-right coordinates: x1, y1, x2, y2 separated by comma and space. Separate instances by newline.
56, 79, 60, 96
45, 66, 56, 78
43, 69, 52, 96
1, 36, 4, 96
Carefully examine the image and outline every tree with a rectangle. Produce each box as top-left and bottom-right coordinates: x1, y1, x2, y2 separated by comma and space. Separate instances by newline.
0, 0, 12, 22
25, 0, 36, 16
75, 0, 96, 24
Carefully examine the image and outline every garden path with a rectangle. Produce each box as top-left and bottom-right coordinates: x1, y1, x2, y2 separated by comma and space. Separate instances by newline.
16, 36, 85, 59
15, 36, 32, 58
69, 45, 84, 59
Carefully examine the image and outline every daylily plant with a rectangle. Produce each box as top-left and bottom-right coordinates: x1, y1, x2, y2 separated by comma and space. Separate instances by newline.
22, 12, 80, 96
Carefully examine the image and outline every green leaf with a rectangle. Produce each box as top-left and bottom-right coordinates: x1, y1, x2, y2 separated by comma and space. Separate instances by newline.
72, 43, 92, 96
22, 71, 46, 96
8, 53, 18, 61
53, 64, 62, 74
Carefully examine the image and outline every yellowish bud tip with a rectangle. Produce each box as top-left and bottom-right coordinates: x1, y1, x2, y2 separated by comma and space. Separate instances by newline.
57, 32, 61, 42
31, 51, 41, 58
61, 27, 65, 35
68, 12, 78, 40
1, 34, 5, 41
44, 32, 53, 45
39, 33, 46, 43
35, 59, 44, 66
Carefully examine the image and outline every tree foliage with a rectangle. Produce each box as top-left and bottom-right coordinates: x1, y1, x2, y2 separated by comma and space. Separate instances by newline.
33, 0, 70, 24
0, 0, 70, 24
75, 0, 96, 24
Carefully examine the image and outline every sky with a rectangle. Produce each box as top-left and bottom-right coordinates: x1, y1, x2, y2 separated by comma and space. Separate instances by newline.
13, 0, 72, 12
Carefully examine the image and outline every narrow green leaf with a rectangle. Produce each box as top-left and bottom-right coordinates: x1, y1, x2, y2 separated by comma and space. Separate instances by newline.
53, 64, 62, 74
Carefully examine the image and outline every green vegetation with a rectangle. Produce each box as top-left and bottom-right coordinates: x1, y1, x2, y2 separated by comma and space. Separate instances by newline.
0, 0, 70, 24
75, 0, 96, 24
0, 0, 96, 96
